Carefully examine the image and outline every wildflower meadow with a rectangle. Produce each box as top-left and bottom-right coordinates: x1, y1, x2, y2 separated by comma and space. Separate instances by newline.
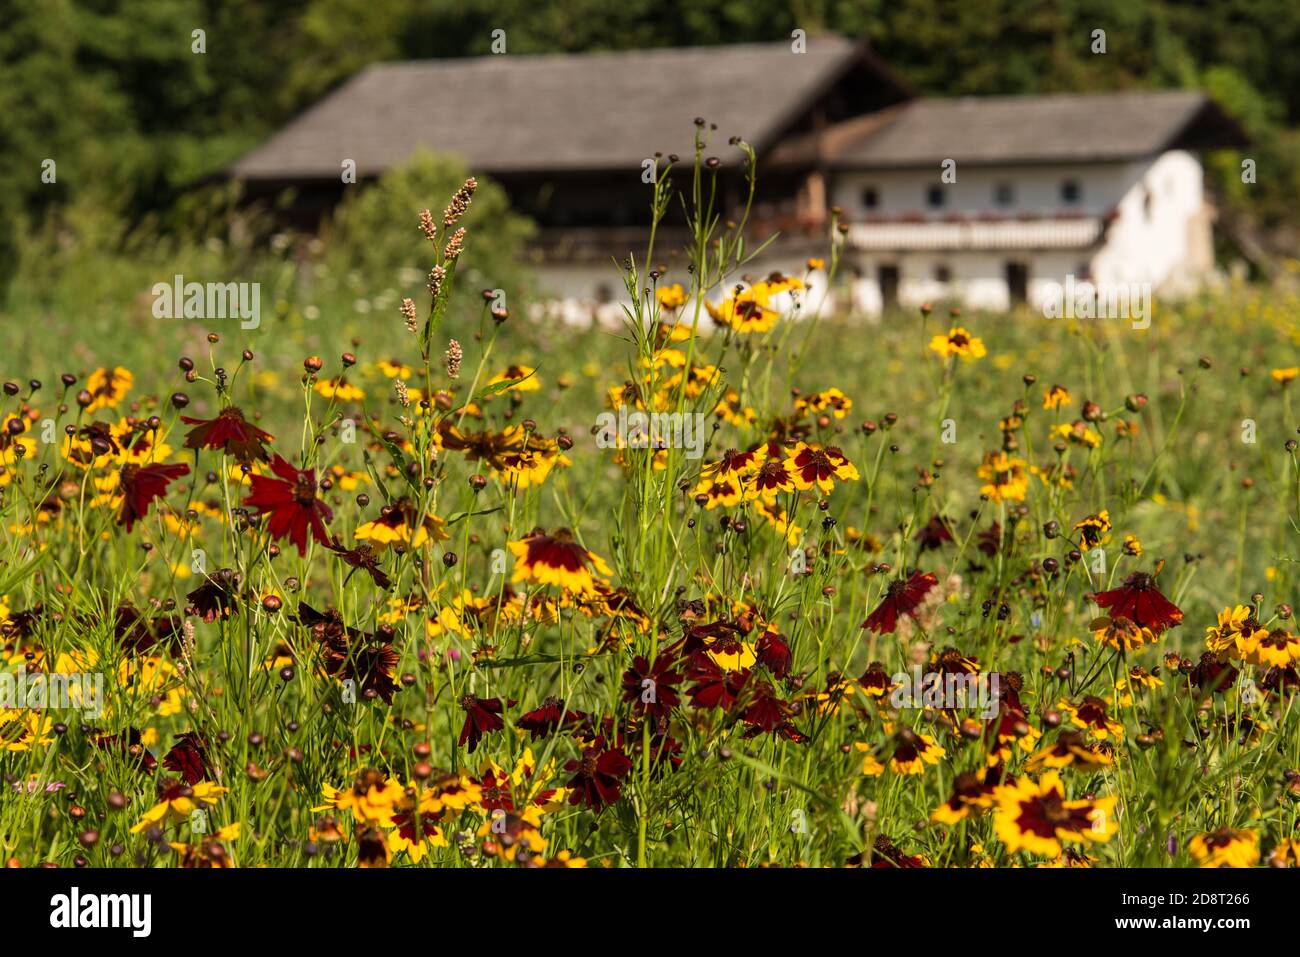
3, 131, 1299, 888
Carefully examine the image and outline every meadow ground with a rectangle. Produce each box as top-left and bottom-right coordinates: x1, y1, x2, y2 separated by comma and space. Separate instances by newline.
2, 172, 1300, 869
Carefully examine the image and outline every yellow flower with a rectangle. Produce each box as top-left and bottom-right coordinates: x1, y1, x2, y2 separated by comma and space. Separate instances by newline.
656, 283, 687, 310
977, 451, 1029, 502
1072, 510, 1111, 549
1270, 367, 1299, 385
1205, 605, 1267, 662
1042, 384, 1072, 409
1243, 628, 1300, 668
508, 528, 612, 595
993, 772, 1117, 858
84, 367, 133, 412
488, 364, 540, 392
706, 286, 778, 334
1189, 828, 1259, 868
313, 772, 404, 826
377, 359, 413, 378
794, 388, 852, 419
130, 781, 228, 834
783, 442, 859, 493
928, 327, 986, 360
315, 378, 365, 401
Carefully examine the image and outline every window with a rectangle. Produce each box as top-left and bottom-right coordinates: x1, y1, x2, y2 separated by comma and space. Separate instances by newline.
862, 186, 878, 210
926, 185, 946, 209
994, 183, 1015, 207
934, 264, 952, 283
1061, 179, 1082, 205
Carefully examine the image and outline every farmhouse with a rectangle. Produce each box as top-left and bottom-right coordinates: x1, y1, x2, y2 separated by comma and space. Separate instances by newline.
229, 37, 1247, 318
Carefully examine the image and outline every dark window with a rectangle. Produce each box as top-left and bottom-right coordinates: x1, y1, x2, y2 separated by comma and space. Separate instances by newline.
879, 265, 900, 312
1061, 179, 1082, 205
926, 186, 946, 209
994, 183, 1014, 207
1005, 261, 1029, 305
862, 186, 878, 209
934, 264, 952, 283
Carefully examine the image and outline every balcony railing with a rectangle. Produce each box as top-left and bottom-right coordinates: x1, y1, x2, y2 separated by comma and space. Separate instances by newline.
845, 213, 1111, 251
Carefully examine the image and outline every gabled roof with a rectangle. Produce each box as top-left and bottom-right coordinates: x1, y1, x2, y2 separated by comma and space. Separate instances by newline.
793, 91, 1249, 169
230, 37, 911, 181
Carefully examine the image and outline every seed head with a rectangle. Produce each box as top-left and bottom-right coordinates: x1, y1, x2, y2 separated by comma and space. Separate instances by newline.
445, 339, 462, 379
400, 297, 418, 334
418, 208, 437, 243
444, 227, 466, 263
443, 178, 477, 227
427, 265, 446, 299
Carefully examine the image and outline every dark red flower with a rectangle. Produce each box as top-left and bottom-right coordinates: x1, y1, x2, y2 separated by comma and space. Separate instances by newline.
117, 462, 189, 532
1092, 571, 1183, 633
741, 681, 804, 741
516, 698, 586, 739
242, 455, 333, 556
686, 656, 750, 711
1189, 651, 1237, 695
298, 602, 398, 703
186, 569, 241, 622
862, 571, 938, 634
755, 629, 792, 678
181, 406, 273, 462
859, 660, 893, 697
914, 515, 954, 550
868, 835, 926, 869
163, 732, 215, 785
564, 736, 633, 811
471, 768, 516, 813
458, 695, 504, 753
325, 538, 391, 589
620, 653, 682, 721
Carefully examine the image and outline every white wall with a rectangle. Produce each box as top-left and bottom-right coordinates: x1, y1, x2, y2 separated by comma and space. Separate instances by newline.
833, 151, 1210, 315
526, 151, 1211, 321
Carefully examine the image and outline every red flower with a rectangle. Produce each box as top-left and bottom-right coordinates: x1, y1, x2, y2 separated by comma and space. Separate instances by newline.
186, 569, 241, 622
242, 455, 333, 556
862, 571, 938, 634
516, 698, 586, 739
686, 657, 750, 711
564, 736, 633, 811
1092, 571, 1183, 633
620, 653, 682, 721
181, 406, 273, 462
163, 732, 215, 785
914, 515, 954, 550
756, 629, 792, 678
298, 602, 399, 703
117, 462, 189, 531
325, 538, 391, 589
741, 681, 804, 741
458, 695, 504, 753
